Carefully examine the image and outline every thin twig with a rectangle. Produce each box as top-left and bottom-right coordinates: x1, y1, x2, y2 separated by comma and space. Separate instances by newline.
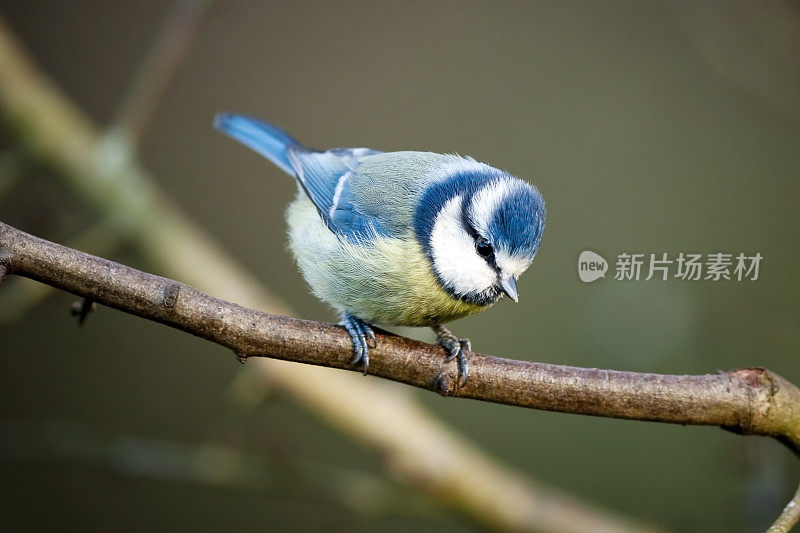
69, 297, 95, 325
769, 488, 800, 533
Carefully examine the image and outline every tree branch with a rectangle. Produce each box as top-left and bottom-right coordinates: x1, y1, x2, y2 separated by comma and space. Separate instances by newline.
3, 221, 799, 455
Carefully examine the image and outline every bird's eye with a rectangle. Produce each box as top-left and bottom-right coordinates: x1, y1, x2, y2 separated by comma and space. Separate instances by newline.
475, 238, 494, 259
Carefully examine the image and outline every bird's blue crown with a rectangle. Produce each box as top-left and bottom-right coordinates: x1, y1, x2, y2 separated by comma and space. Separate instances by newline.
414, 167, 545, 262
479, 182, 545, 259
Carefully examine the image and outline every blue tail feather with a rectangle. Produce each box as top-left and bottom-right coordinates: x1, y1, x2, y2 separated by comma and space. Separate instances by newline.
214, 113, 301, 176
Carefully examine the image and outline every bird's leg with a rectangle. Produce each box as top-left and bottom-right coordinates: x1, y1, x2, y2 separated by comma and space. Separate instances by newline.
339, 312, 376, 375
432, 325, 471, 386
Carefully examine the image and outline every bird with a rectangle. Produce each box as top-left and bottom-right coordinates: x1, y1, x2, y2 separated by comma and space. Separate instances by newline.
214, 113, 545, 385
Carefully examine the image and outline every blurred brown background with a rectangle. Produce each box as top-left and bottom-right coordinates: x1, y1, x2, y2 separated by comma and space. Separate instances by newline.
1, 1, 799, 531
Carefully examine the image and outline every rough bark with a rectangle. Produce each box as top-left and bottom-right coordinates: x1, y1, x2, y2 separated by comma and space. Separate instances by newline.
2, 221, 798, 456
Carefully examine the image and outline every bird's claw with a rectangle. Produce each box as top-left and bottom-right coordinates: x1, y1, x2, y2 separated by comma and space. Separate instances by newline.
340, 313, 376, 375
443, 338, 470, 362
365, 326, 377, 349
433, 326, 470, 387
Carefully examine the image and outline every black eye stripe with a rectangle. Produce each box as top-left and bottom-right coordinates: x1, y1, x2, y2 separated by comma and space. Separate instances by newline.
459, 197, 500, 270
460, 202, 481, 240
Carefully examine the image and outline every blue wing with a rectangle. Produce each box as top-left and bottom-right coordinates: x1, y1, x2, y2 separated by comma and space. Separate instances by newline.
215, 113, 385, 240
286, 146, 387, 239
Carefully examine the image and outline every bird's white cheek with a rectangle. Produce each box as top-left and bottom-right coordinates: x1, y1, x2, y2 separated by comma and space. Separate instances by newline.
496, 252, 532, 279
429, 196, 496, 295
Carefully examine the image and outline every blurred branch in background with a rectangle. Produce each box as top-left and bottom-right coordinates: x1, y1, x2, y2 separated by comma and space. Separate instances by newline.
112, 0, 213, 144
0, 13, 656, 533
0, 420, 442, 521
0, 0, 212, 321
2, 220, 800, 532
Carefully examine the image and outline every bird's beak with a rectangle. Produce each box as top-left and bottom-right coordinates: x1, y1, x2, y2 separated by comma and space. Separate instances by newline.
499, 277, 518, 302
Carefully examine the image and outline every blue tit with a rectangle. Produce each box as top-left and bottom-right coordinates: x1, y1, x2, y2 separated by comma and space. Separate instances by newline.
214, 114, 545, 384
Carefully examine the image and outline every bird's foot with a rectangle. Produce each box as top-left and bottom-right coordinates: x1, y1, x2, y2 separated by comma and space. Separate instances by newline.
339, 313, 376, 375
432, 325, 471, 387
